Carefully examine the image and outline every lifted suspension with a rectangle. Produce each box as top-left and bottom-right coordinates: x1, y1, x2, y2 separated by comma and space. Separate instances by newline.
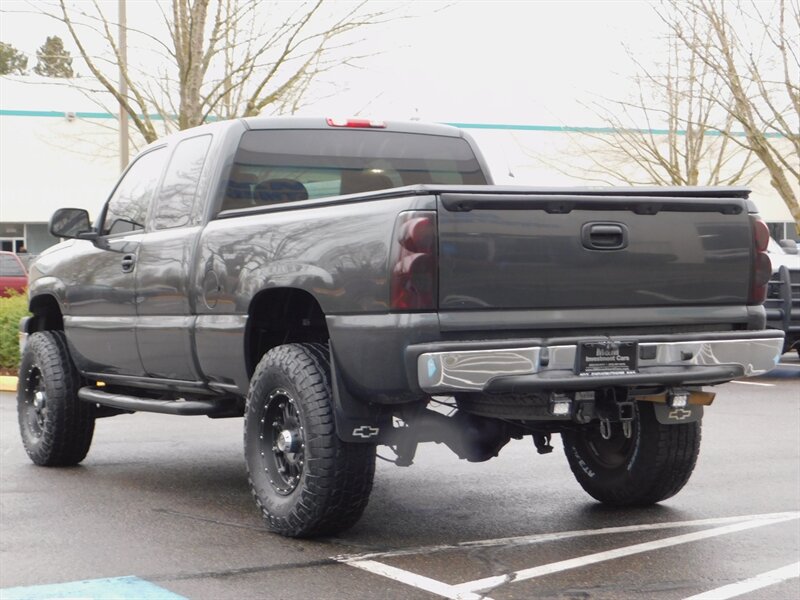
385, 407, 524, 465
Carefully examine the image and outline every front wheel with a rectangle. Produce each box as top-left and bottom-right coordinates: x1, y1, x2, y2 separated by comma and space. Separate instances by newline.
562, 401, 701, 506
244, 343, 376, 537
17, 331, 95, 466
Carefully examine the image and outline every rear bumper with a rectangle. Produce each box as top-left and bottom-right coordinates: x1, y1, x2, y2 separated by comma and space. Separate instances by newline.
412, 330, 784, 394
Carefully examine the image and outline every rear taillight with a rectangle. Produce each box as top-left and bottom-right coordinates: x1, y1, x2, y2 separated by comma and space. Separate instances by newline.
749, 216, 771, 304
390, 211, 437, 310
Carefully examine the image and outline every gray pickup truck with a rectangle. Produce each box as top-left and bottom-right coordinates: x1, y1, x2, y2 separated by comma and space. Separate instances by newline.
18, 117, 783, 537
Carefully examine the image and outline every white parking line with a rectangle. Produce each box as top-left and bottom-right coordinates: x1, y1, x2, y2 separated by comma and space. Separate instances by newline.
731, 380, 775, 387
334, 511, 798, 562
336, 512, 800, 599
346, 560, 491, 600
684, 561, 800, 599
455, 514, 799, 595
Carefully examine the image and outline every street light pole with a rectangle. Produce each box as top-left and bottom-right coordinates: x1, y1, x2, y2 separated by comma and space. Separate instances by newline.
118, 0, 129, 172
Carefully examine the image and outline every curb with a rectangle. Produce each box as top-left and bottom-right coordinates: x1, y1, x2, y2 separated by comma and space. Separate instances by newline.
0, 376, 18, 392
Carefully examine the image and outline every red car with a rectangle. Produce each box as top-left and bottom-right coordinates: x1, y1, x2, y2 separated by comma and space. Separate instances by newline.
0, 251, 28, 296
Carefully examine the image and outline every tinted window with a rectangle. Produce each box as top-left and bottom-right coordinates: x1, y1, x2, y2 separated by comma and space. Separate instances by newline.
102, 148, 167, 235
221, 129, 486, 211
0, 254, 25, 276
152, 135, 212, 229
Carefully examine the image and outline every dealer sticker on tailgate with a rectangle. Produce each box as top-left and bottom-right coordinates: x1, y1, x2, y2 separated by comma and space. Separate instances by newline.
576, 341, 638, 376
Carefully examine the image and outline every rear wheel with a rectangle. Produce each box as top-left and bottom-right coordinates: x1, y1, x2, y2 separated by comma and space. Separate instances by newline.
562, 401, 701, 506
17, 331, 95, 466
244, 343, 376, 537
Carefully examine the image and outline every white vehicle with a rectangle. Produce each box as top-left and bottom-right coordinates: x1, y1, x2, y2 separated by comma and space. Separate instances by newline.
767, 237, 800, 272
765, 237, 800, 355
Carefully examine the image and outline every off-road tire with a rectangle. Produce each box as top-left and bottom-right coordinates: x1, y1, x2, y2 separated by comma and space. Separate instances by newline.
562, 401, 701, 506
17, 331, 95, 466
244, 343, 376, 537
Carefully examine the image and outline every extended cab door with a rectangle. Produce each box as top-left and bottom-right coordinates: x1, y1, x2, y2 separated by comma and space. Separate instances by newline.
134, 134, 213, 382
64, 147, 169, 376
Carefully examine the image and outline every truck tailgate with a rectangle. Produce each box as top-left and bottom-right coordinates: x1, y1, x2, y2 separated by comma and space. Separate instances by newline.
437, 192, 752, 310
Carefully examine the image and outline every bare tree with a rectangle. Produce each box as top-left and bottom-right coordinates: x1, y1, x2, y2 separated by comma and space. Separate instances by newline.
530, 26, 762, 189
661, 0, 800, 228
30, 0, 397, 144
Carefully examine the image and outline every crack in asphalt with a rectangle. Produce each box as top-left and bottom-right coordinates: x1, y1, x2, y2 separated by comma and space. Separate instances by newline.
474, 572, 517, 598
143, 508, 392, 584
148, 558, 341, 582
150, 507, 386, 553
465, 545, 518, 599
151, 508, 270, 532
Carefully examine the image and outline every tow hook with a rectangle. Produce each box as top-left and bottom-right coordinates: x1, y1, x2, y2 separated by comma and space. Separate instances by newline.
599, 418, 612, 440
595, 390, 635, 439
622, 420, 632, 438
598, 417, 633, 440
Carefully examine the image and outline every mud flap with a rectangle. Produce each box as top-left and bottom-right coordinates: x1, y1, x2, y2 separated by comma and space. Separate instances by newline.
653, 403, 703, 424
330, 350, 391, 443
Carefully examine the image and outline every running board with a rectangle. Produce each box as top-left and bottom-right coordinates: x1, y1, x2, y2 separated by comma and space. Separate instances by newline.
78, 387, 235, 416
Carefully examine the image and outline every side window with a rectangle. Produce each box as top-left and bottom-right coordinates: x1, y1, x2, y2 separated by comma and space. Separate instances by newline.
102, 148, 167, 235
152, 135, 212, 229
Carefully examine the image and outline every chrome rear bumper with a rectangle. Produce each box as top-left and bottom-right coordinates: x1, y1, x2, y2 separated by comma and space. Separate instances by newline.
416, 334, 784, 393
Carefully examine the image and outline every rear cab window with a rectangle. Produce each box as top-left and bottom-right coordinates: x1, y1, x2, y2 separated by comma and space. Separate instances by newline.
220, 129, 486, 212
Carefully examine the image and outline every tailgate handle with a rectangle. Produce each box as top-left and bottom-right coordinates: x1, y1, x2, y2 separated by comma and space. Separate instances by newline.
582, 222, 628, 250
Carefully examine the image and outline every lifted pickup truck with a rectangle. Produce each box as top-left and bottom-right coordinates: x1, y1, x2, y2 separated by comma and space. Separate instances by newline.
18, 117, 783, 537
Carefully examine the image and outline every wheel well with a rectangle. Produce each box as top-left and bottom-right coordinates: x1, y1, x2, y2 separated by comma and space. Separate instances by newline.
245, 289, 328, 377
27, 295, 64, 332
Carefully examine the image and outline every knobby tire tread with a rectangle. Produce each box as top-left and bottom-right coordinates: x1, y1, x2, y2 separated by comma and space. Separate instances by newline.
245, 343, 375, 537
18, 331, 94, 466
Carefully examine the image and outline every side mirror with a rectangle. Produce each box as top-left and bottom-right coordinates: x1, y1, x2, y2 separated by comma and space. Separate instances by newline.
778, 239, 798, 255
49, 208, 97, 240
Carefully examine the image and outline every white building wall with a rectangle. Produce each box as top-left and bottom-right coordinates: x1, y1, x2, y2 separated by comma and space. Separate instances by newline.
1, 77, 796, 254
0, 114, 120, 224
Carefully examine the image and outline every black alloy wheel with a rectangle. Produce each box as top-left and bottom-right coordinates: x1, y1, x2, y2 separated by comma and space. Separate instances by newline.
260, 387, 305, 495
20, 366, 47, 439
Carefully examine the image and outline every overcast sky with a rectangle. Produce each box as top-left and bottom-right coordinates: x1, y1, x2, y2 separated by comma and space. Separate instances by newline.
1, 1, 795, 222
0, 0, 665, 126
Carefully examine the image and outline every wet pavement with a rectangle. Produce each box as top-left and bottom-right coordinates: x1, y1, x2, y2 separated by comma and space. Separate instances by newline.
1, 354, 798, 599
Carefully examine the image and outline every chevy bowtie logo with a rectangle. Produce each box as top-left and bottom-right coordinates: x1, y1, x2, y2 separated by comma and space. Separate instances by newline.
352, 426, 380, 439
669, 408, 693, 420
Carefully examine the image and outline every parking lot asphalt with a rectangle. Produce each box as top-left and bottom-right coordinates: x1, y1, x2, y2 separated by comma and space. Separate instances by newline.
1, 355, 798, 599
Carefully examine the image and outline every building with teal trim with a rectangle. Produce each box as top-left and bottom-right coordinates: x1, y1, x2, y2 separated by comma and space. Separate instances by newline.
0, 76, 796, 255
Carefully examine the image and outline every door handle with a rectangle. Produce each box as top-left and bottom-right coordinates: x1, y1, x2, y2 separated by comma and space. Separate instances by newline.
581, 222, 628, 250
121, 254, 136, 273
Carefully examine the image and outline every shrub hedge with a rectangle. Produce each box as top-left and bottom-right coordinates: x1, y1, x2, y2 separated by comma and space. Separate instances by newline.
0, 292, 30, 370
